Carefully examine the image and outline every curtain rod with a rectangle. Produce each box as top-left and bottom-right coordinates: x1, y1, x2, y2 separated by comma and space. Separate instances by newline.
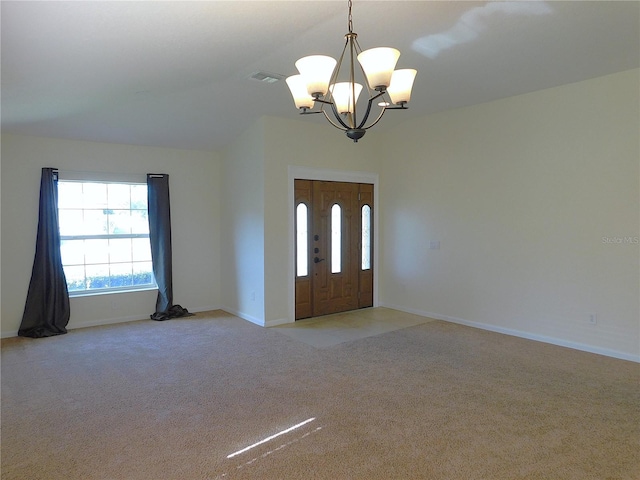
57, 169, 149, 183
58, 169, 149, 176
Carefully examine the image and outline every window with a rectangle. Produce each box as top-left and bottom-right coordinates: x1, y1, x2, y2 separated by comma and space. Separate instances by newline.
58, 180, 155, 295
296, 203, 308, 277
362, 204, 371, 270
331, 203, 341, 273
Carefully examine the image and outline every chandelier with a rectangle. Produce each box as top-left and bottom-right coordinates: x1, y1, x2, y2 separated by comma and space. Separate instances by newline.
285, 0, 417, 142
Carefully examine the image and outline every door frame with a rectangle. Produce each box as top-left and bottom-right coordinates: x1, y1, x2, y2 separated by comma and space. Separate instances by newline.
288, 166, 379, 323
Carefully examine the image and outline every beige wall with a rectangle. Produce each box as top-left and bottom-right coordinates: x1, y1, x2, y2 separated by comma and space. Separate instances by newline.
2, 69, 638, 361
1, 134, 221, 336
219, 118, 266, 324
379, 69, 640, 360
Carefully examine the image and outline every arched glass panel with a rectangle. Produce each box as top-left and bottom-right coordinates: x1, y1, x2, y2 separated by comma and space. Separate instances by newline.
296, 203, 308, 277
362, 205, 371, 270
331, 204, 341, 274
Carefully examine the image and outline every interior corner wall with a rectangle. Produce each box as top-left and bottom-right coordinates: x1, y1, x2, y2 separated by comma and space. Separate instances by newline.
378, 69, 640, 361
219, 118, 266, 325
262, 116, 383, 325
0, 134, 221, 337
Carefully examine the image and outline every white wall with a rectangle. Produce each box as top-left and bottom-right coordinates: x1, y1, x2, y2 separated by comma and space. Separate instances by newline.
263, 116, 382, 325
219, 119, 266, 325
379, 69, 640, 361
219, 116, 383, 326
1, 134, 221, 336
3, 69, 637, 362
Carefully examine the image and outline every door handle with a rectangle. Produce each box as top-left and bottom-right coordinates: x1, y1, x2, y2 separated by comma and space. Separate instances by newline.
314, 257, 325, 263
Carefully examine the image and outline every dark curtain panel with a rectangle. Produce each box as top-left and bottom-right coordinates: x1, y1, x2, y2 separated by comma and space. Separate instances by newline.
18, 168, 70, 338
147, 174, 191, 321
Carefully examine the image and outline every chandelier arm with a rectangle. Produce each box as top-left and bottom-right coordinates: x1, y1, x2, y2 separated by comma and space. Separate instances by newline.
355, 90, 386, 129
321, 109, 349, 131
362, 105, 387, 131
383, 103, 409, 111
328, 99, 353, 130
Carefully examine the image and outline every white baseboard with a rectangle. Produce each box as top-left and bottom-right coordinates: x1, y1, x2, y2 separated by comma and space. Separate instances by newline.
220, 306, 265, 327
211, 306, 290, 327
189, 305, 221, 315
380, 302, 640, 363
265, 317, 292, 327
68, 314, 149, 331
1, 304, 223, 339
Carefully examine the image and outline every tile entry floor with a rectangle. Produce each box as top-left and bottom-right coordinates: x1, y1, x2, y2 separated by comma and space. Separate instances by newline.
271, 307, 435, 348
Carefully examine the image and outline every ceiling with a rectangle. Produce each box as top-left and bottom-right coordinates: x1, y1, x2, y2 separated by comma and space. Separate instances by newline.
2, 1, 639, 152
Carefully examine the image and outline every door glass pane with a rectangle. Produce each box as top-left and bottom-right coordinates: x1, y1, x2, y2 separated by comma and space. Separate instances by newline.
296, 203, 308, 277
331, 204, 341, 273
362, 204, 371, 270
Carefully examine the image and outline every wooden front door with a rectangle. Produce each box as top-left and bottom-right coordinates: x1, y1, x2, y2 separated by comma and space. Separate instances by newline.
295, 179, 373, 320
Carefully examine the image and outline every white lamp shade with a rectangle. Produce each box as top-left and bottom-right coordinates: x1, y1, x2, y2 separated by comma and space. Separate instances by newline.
295, 55, 337, 97
329, 82, 363, 114
387, 69, 417, 104
357, 47, 400, 90
286, 75, 315, 109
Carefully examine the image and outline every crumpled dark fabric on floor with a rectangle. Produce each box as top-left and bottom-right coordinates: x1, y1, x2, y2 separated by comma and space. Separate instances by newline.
150, 304, 193, 321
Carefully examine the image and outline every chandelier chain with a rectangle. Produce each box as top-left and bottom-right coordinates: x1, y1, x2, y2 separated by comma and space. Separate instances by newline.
347, 0, 353, 33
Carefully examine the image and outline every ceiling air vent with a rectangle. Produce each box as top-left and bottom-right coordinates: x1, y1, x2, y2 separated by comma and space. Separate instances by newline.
249, 71, 285, 84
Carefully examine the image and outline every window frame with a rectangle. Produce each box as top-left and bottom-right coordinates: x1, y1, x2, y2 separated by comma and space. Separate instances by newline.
57, 177, 157, 297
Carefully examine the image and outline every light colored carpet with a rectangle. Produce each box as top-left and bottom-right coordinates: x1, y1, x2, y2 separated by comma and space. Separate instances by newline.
1, 309, 639, 479
272, 307, 434, 347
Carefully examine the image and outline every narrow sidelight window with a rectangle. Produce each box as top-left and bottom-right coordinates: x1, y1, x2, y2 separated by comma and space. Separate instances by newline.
296, 203, 308, 277
331, 204, 341, 273
362, 204, 371, 270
